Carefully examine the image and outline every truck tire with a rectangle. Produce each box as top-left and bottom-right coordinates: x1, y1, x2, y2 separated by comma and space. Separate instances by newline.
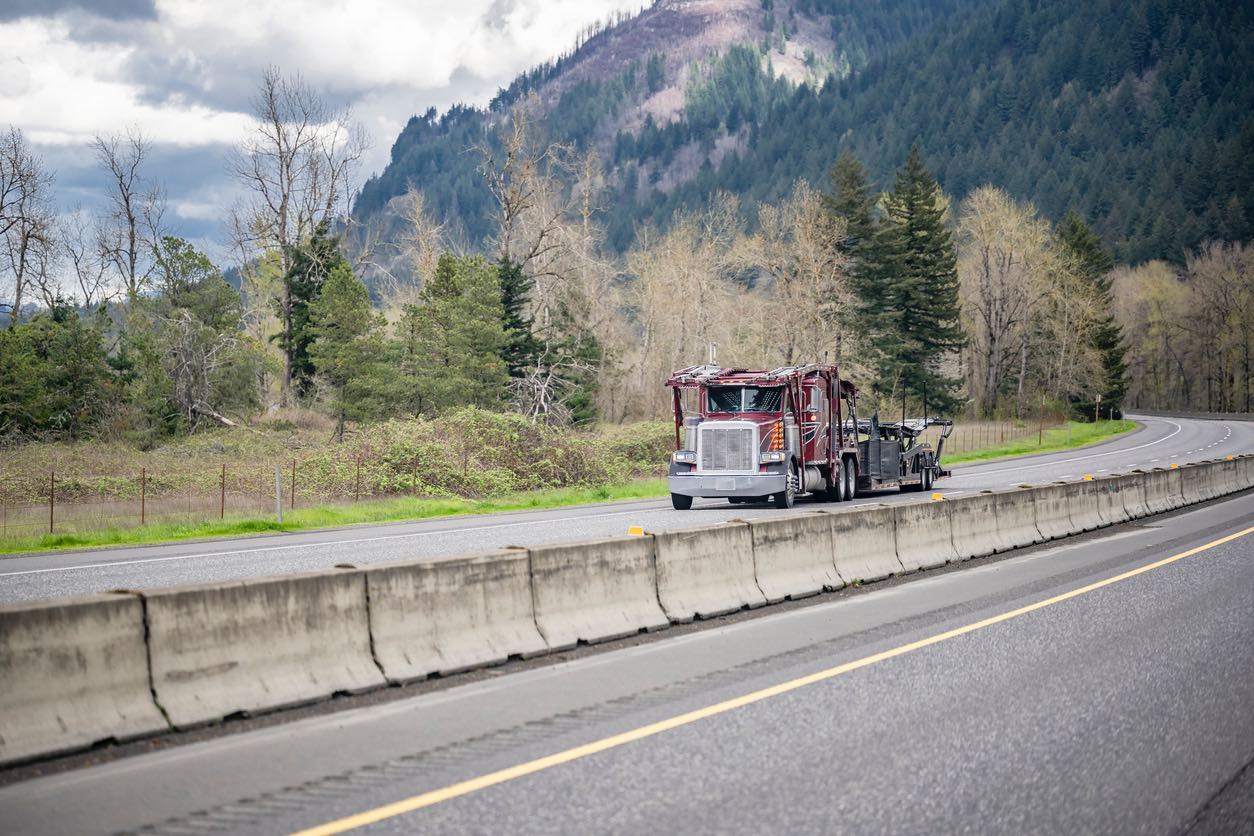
671, 493, 693, 510
774, 462, 797, 509
843, 458, 856, 500
824, 467, 843, 502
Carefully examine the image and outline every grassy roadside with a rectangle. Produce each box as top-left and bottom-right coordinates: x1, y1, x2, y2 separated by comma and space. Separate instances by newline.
0, 479, 669, 556
941, 419, 1138, 465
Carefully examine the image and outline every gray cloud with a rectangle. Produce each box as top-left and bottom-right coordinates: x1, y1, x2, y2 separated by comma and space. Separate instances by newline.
0, 0, 155, 22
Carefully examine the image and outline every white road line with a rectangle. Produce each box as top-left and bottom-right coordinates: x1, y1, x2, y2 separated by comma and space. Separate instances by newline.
949, 418, 1183, 479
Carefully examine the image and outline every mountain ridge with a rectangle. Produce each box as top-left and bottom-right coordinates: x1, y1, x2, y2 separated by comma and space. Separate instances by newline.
353, 0, 1253, 265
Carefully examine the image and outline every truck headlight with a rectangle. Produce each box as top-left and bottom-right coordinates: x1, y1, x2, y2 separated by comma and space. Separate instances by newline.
672, 450, 696, 464
760, 451, 786, 463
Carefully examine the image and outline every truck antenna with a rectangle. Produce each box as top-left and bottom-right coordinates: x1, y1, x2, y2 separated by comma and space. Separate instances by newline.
708, 342, 717, 365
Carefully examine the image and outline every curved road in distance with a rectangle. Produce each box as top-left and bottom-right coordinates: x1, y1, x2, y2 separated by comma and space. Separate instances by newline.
0, 413, 1249, 604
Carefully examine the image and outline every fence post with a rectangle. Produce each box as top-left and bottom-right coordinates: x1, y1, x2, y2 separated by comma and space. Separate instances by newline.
274, 464, 283, 524
411, 457, 417, 496
141, 467, 146, 526
355, 456, 361, 502
220, 464, 226, 520
49, 471, 55, 534
290, 459, 296, 511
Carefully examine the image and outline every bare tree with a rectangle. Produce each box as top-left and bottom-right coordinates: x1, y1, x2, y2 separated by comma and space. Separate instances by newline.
0, 127, 56, 327
162, 310, 241, 431
358, 185, 446, 308
477, 104, 573, 273
740, 180, 853, 367
229, 66, 368, 405
93, 129, 165, 297
956, 186, 1054, 416
58, 208, 116, 310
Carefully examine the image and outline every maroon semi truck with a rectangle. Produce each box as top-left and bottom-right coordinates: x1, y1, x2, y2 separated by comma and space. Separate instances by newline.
665, 364, 951, 510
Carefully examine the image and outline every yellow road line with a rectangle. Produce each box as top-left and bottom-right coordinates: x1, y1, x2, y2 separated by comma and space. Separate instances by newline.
292, 524, 1254, 836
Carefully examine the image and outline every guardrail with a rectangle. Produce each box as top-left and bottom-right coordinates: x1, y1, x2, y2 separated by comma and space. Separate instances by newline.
2, 456, 1251, 767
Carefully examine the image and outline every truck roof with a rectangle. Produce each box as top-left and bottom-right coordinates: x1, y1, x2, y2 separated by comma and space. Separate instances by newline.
665, 364, 857, 397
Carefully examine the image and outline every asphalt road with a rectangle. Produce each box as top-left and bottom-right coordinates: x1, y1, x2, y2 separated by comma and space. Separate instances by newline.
0, 413, 1249, 604
2, 488, 1250, 834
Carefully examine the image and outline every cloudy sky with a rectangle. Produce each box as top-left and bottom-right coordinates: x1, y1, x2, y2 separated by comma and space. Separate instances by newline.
2, 0, 645, 252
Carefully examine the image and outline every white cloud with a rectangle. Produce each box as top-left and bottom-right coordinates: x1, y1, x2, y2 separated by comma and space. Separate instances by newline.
2, 0, 648, 239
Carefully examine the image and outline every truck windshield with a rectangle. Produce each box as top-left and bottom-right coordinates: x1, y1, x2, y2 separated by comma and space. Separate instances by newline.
707, 386, 784, 413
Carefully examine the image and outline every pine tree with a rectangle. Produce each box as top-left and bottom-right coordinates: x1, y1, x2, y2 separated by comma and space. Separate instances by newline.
308, 262, 382, 441
396, 254, 509, 415
282, 223, 347, 399
823, 148, 875, 246
498, 256, 540, 378
1057, 209, 1128, 418
823, 148, 880, 351
862, 146, 964, 412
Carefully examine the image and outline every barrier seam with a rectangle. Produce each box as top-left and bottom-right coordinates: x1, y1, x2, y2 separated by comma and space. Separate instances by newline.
360, 571, 388, 683
131, 589, 174, 731
745, 521, 770, 603
652, 533, 672, 624
523, 547, 552, 651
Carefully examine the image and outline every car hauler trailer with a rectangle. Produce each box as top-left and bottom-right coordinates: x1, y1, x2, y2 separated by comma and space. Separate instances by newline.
665, 364, 952, 510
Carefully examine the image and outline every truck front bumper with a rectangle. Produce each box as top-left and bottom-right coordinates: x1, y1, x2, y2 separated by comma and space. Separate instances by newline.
667, 472, 787, 498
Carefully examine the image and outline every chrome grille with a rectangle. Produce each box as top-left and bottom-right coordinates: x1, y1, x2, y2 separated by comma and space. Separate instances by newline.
699, 426, 756, 472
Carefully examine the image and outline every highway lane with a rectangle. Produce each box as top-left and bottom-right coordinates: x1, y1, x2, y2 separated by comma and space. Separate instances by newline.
0, 413, 1250, 604
2, 489, 1250, 834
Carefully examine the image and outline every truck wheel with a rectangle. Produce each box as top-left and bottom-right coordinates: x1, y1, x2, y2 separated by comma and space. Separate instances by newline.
923, 467, 934, 492
843, 459, 856, 500
671, 493, 693, 510
824, 467, 843, 502
774, 462, 797, 509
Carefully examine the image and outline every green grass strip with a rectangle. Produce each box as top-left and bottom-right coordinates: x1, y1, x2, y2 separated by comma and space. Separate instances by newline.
942, 419, 1138, 465
0, 479, 670, 556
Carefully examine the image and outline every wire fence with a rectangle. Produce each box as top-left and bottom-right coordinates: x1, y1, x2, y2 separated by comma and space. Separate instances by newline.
928, 416, 1068, 457
0, 456, 409, 543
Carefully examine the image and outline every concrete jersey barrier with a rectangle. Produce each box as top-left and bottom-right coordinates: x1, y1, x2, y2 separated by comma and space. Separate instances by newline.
1095, 475, 1134, 526
145, 571, 385, 728
1240, 455, 1254, 490
894, 501, 958, 571
1032, 484, 1076, 541
0, 593, 169, 767
991, 488, 1044, 549
1140, 469, 1183, 515
1063, 481, 1106, 532
367, 549, 547, 683
1179, 463, 1212, 504
529, 536, 668, 649
748, 513, 842, 602
655, 522, 765, 622
827, 504, 901, 583
948, 492, 1012, 559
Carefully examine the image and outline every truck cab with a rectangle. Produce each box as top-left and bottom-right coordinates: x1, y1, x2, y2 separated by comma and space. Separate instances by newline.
665, 365, 852, 510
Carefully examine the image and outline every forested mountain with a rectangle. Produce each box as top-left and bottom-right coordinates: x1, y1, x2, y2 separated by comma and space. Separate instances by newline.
353, 0, 1254, 265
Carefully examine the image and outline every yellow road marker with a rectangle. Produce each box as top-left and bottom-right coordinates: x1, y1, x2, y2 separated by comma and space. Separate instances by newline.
627, 526, 645, 536
1082, 473, 1094, 481
1171, 463, 1180, 468
1226, 455, 1234, 460
291, 524, 1254, 836
930, 492, 944, 501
